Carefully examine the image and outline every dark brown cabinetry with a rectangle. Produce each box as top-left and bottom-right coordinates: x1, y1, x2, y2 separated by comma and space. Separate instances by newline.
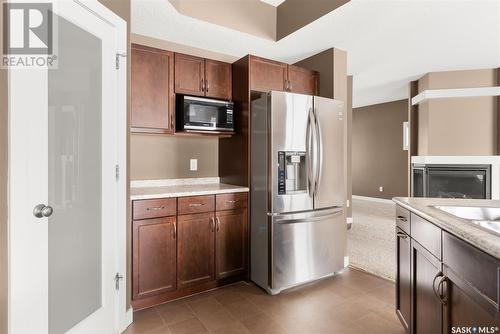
395, 205, 500, 334
175, 53, 232, 100
177, 212, 215, 288
131, 44, 175, 134
132, 217, 177, 300
132, 192, 248, 310
215, 207, 247, 279
287, 65, 319, 95
249, 56, 319, 95
396, 228, 411, 331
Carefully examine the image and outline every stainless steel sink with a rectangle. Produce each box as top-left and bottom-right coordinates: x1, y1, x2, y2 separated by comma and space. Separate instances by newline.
433, 205, 500, 236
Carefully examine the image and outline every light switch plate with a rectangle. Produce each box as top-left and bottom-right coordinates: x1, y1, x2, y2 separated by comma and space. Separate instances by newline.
190, 159, 198, 171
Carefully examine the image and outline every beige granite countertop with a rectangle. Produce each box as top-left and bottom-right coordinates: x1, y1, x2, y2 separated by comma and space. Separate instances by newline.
130, 177, 249, 200
393, 197, 500, 259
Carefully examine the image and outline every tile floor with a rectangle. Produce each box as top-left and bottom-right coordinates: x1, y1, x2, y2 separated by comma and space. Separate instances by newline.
124, 268, 405, 334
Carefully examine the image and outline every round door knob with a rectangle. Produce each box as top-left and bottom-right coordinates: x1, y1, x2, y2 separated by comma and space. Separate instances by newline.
33, 204, 54, 218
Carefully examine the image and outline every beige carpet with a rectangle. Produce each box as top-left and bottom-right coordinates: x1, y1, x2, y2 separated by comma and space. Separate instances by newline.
347, 197, 396, 281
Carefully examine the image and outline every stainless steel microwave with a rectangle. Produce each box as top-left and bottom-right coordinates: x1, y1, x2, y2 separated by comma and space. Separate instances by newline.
176, 95, 234, 132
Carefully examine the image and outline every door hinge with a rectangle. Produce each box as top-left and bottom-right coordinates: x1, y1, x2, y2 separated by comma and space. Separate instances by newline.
115, 273, 123, 290
115, 164, 120, 180
115, 52, 127, 70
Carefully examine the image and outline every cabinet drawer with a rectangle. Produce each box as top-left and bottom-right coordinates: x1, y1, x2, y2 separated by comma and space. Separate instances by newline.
133, 198, 177, 220
178, 195, 215, 215
411, 213, 442, 259
216, 193, 248, 211
396, 205, 411, 234
443, 231, 499, 306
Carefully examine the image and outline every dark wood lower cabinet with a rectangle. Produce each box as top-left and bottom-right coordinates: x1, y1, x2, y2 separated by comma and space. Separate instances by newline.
395, 204, 500, 334
412, 240, 443, 334
132, 194, 248, 310
177, 212, 215, 289
396, 228, 411, 332
132, 217, 177, 300
216, 208, 247, 279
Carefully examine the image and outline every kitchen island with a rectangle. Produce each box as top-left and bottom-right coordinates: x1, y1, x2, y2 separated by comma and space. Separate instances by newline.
392, 197, 500, 333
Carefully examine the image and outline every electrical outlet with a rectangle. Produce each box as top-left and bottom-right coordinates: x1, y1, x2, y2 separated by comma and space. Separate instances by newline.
190, 159, 198, 171
379, 186, 384, 192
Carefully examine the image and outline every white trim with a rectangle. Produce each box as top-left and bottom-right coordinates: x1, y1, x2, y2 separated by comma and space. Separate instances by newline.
411, 155, 500, 165
352, 195, 394, 204
131, 177, 221, 188
118, 308, 133, 333
411, 87, 500, 105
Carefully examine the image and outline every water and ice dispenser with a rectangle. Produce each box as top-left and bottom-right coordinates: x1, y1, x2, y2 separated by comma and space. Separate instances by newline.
278, 151, 307, 195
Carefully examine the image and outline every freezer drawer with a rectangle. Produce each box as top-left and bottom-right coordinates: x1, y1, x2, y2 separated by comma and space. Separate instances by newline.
270, 208, 346, 293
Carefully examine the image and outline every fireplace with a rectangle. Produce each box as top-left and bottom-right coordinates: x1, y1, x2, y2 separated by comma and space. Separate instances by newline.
412, 164, 491, 199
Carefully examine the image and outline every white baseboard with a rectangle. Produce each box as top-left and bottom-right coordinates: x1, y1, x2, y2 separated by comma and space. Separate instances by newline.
119, 307, 133, 333
352, 195, 394, 205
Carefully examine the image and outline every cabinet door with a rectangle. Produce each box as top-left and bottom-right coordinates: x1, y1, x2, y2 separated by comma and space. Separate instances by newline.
443, 267, 500, 331
288, 65, 318, 95
215, 208, 247, 279
411, 240, 443, 334
249, 56, 288, 92
396, 228, 411, 332
205, 59, 232, 100
131, 44, 174, 134
177, 212, 215, 289
174, 53, 205, 97
132, 217, 177, 300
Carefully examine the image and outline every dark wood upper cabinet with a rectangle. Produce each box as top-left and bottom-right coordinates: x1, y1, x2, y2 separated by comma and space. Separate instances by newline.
131, 44, 174, 134
174, 53, 205, 97
249, 56, 288, 92
288, 65, 319, 95
177, 212, 215, 289
396, 228, 411, 332
215, 208, 247, 279
132, 217, 177, 300
205, 59, 232, 100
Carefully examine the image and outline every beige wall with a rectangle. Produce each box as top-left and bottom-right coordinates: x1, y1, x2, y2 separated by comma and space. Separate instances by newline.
131, 135, 219, 180
293, 49, 334, 99
169, 0, 276, 40
416, 68, 498, 156
353, 100, 408, 199
0, 0, 8, 331
277, 0, 350, 40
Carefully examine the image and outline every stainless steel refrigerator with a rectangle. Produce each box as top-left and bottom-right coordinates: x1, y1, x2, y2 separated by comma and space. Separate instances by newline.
250, 91, 346, 294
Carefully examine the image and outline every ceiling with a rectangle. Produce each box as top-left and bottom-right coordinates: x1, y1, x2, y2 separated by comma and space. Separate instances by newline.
132, 0, 500, 108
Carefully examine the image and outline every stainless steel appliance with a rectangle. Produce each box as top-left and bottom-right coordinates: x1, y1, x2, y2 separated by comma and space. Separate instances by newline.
250, 91, 346, 294
176, 95, 234, 132
412, 164, 491, 199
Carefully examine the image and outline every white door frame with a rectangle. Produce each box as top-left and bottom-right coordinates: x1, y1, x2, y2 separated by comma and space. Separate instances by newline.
7, 0, 128, 333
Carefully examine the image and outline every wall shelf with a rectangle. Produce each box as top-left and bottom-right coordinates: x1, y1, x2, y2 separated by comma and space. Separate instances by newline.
411, 87, 500, 105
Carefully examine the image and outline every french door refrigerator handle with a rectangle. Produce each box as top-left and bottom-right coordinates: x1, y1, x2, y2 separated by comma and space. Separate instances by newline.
306, 107, 314, 197
313, 107, 322, 197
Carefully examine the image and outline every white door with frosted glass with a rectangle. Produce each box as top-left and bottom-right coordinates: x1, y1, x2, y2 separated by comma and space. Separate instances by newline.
8, 1, 127, 333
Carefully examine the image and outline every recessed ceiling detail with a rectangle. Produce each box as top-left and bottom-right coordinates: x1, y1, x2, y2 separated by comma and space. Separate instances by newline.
260, 0, 286, 7
133, 0, 500, 107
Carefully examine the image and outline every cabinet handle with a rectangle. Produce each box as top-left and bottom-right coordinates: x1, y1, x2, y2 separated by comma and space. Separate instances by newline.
397, 216, 408, 223
146, 206, 165, 211
226, 200, 237, 204
216, 217, 220, 232
396, 231, 408, 239
289, 81, 293, 91
189, 203, 204, 207
172, 221, 177, 239
201, 78, 205, 92
285, 80, 289, 91
437, 275, 448, 305
210, 217, 215, 232
432, 271, 448, 305
206, 80, 209, 92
